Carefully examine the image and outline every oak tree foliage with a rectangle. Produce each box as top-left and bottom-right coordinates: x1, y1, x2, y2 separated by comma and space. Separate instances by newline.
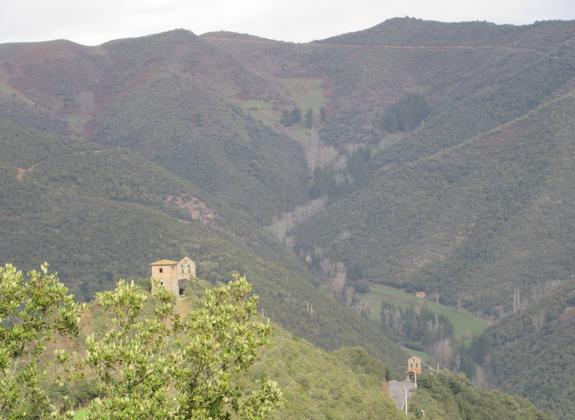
0, 265, 282, 419
0, 264, 83, 418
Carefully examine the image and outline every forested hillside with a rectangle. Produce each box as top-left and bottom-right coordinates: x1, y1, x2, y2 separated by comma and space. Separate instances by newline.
409, 371, 553, 420
72, 280, 406, 419
2, 17, 575, 417
295, 91, 575, 316
2, 263, 549, 419
469, 280, 575, 419
0, 121, 406, 369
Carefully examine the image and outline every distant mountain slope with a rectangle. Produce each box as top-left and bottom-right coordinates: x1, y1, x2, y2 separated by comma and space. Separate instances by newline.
321, 17, 575, 48
3, 21, 575, 414
470, 280, 575, 419
295, 91, 575, 315
87, 75, 308, 223
206, 18, 575, 151
0, 121, 407, 370
0, 30, 309, 223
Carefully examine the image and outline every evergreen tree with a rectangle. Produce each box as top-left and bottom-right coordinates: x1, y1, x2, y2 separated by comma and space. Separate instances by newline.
280, 107, 303, 127
379, 300, 455, 349
379, 94, 430, 133
291, 107, 302, 125
280, 109, 292, 126
319, 106, 327, 122
305, 109, 314, 129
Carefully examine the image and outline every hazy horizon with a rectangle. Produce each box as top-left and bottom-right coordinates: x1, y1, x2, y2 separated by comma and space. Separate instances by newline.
1, 0, 574, 46
2, 16, 575, 47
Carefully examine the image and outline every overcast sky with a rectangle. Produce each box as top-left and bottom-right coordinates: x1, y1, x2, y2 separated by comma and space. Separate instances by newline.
1, 0, 574, 45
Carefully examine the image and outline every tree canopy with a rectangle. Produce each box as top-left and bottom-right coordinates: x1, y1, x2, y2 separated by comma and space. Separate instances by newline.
0, 265, 282, 419
0, 264, 83, 418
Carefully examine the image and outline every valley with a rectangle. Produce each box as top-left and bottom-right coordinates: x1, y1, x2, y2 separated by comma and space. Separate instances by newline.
359, 283, 491, 344
2, 16, 575, 417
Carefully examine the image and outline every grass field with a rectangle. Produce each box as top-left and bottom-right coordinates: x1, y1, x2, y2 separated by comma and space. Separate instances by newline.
235, 98, 279, 127
360, 283, 491, 344
0, 81, 32, 103
279, 78, 326, 113
235, 78, 328, 147
234, 78, 326, 130
403, 347, 432, 362
73, 409, 88, 419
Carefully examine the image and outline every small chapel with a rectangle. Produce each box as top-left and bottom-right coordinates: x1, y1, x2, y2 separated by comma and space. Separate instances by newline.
407, 356, 422, 379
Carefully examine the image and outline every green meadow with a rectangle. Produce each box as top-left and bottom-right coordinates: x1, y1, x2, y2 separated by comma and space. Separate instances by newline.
360, 283, 491, 344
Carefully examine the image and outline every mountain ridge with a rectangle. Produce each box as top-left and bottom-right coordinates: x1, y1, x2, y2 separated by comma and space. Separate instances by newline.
2, 18, 575, 417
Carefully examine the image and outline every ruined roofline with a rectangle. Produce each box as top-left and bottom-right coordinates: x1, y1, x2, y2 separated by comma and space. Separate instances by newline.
149, 259, 179, 266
